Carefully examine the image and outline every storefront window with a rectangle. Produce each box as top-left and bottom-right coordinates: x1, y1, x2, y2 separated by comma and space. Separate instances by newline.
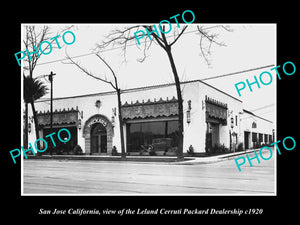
269, 134, 273, 143
264, 134, 268, 143
43, 126, 78, 154
252, 132, 257, 142
127, 120, 179, 152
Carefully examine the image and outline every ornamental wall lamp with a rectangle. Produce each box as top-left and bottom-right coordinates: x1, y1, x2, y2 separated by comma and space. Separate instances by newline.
28, 116, 34, 123
111, 107, 117, 127
76, 106, 83, 130
230, 117, 234, 129
186, 110, 191, 124
95, 100, 102, 108
27, 116, 34, 133
187, 100, 192, 124
28, 122, 32, 133
78, 119, 82, 130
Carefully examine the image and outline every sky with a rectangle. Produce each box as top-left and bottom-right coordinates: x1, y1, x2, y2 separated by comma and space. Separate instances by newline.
22, 23, 276, 121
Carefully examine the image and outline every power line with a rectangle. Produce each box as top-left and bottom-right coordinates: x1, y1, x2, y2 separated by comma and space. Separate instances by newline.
200, 64, 275, 81
255, 110, 274, 115
249, 104, 275, 112
243, 110, 275, 121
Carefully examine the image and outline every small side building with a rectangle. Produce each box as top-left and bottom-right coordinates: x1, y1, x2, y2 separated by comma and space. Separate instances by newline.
241, 109, 274, 150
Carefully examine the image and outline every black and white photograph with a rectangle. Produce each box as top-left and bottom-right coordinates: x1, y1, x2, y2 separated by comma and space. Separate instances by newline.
20, 23, 276, 195
4, 5, 298, 220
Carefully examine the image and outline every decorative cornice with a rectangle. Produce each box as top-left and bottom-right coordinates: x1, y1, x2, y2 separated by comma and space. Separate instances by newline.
205, 95, 228, 109
37, 107, 79, 115
121, 97, 178, 120
122, 96, 178, 107
36, 107, 79, 126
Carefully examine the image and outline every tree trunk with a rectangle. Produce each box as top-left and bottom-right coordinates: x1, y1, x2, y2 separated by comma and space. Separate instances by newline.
165, 47, 184, 159
30, 101, 41, 151
117, 88, 126, 159
24, 103, 28, 149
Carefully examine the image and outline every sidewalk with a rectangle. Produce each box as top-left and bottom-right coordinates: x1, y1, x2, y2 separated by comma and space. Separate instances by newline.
26, 154, 185, 163
26, 149, 260, 164
174, 149, 260, 165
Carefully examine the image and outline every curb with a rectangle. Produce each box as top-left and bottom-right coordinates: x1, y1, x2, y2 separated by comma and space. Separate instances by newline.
172, 149, 261, 165
25, 155, 193, 163
25, 149, 262, 165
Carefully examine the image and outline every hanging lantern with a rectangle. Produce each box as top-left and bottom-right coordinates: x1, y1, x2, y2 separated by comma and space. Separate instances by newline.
95, 100, 102, 108
187, 110, 191, 124
111, 115, 115, 127
28, 122, 32, 133
78, 118, 82, 130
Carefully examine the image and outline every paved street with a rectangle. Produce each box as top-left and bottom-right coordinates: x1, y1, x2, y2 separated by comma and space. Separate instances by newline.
23, 153, 275, 195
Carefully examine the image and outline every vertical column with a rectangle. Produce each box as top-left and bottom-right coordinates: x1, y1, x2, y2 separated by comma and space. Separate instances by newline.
107, 124, 113, 155
250, 132, 253, 149
84, 133, 91, 155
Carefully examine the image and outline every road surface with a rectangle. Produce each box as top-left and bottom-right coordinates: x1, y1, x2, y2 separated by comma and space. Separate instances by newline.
23, 154, 275, 195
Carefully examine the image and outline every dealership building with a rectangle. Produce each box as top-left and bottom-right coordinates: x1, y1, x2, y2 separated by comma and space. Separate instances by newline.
26, 79, 274, 156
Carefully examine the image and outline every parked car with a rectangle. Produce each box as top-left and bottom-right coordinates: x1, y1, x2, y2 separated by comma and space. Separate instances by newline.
152, 138, 172, 152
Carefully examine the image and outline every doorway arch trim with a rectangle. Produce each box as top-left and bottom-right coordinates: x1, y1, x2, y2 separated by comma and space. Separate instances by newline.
82, 114, 113, 154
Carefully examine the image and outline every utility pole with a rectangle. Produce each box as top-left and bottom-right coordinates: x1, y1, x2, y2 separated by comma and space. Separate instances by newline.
48, 71, 56, 156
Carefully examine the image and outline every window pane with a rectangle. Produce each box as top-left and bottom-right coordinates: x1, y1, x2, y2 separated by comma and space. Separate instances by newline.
127, 120, 179, 153
167, 121, 179, 147
127, 123, 142, 152
252, 132, 257, 142
43, 126, 77, 154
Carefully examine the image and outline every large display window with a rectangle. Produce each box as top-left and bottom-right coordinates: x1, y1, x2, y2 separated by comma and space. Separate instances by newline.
42, 126, 78, 154
126, 120, 179, 153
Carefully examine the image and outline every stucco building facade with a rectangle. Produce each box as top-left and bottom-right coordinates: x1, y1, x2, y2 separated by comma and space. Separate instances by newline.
26, 80, 274, 156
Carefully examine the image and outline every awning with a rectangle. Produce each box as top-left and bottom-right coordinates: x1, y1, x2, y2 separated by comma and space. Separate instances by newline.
205, 96, 228, 124
121, 97, 178, 120
37, 108, 78, 126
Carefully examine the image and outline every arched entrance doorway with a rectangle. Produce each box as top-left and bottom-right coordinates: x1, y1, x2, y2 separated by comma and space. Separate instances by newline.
91, 123, 107, 153
83, 114, 113, 155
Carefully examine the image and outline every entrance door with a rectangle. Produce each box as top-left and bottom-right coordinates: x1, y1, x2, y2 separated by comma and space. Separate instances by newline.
100, 135, 107, 153
211, 123, 220, 147
91, 123, 107, 154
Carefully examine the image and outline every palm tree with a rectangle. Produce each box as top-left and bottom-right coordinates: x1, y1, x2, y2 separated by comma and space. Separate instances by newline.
23, 75, 48, 150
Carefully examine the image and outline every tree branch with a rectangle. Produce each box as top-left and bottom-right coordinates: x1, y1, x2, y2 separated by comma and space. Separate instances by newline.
23, 25, 75, 76
199, 34, 210, 65
196, 25, 230, 66
197, 25, 226, 47
64, 49, 116, 90
170, 25, 188, 46
96, 25, 141, 50
95, 53, 119, 90
142, 25, 165, 44
143, 25, 167, 51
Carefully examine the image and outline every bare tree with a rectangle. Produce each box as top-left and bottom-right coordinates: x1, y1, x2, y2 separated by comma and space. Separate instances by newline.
64, 51, 126, 159
23, 26, 51, 77
23, 25, 74, 76
95, 24, 231, 159
23, 25, 73, 150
